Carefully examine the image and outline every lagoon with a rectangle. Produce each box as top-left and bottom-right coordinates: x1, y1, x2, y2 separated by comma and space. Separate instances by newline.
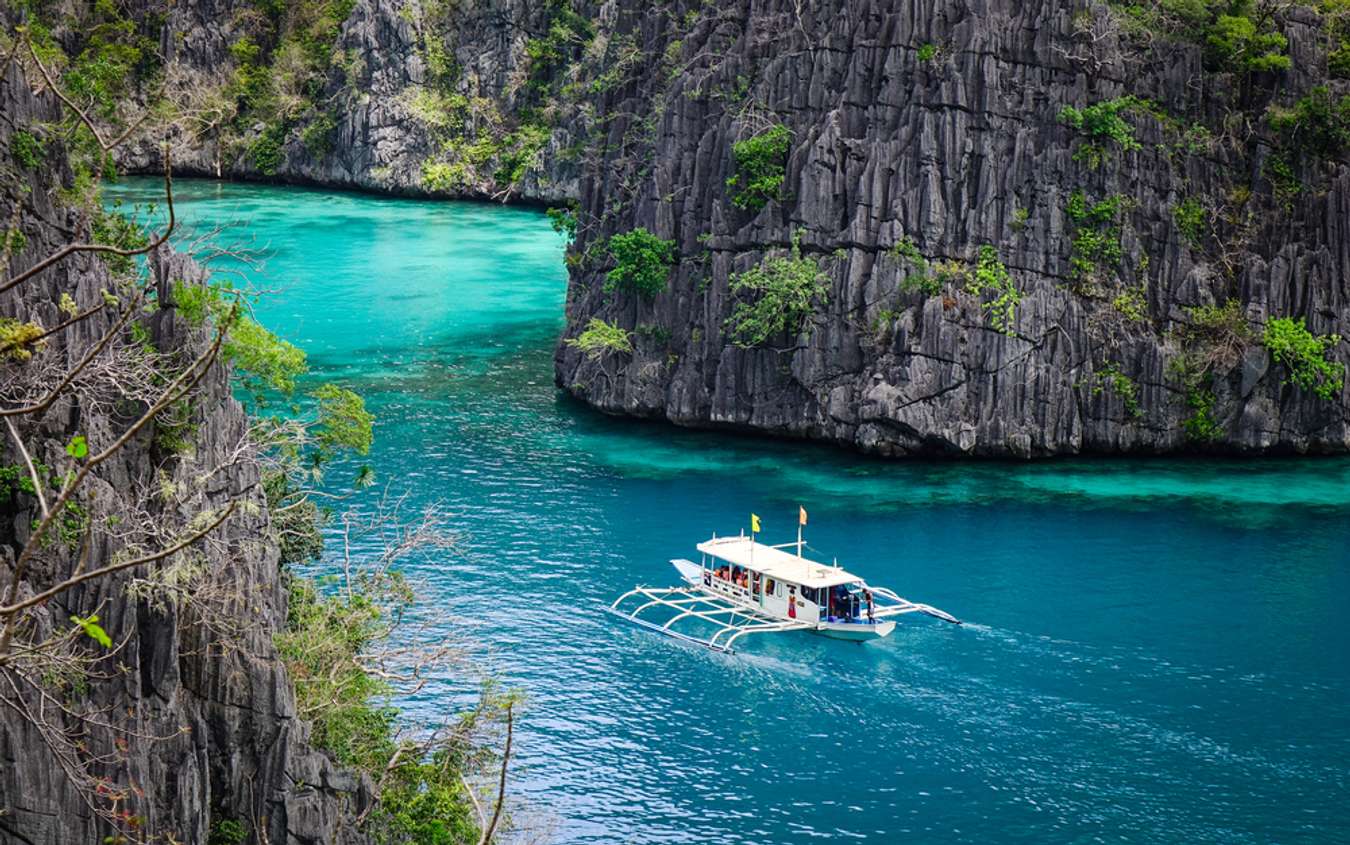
109, 178, 1350, 844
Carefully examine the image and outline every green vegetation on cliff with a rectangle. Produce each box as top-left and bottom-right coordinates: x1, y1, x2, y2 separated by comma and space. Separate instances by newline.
726, 231, 829, 348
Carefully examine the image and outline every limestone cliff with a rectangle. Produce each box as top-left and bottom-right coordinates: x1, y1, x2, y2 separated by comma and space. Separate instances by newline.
0, 60, 369, 844
114, 0, 1350, 456
551, 0, 1350, 456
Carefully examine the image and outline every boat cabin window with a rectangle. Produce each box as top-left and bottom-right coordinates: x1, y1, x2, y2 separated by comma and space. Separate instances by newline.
765, 578, 776, 596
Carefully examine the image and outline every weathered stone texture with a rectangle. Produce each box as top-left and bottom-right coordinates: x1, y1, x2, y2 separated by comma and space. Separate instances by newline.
553, 0, 1350, 456
0, 60, 370, 844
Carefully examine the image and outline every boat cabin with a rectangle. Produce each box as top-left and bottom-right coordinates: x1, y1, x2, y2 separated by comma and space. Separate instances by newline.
695, 535, 873, 624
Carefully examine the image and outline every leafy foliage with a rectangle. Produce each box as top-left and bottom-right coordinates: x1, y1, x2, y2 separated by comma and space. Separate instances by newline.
276, 569, 494, 844
605, 228, 675, 299
1107, 0, 1290, 75
725, 231, 829, 348
546, 202, 579, 241
916, 43, 938, 62
208, 819, 248, 845
173, 279, 308, 400
565, 318, 633, 359
1058, 96, 1147, 166
726, 125, 792, 211
0, 318, 47, 362
251, 123, 287, 175
223, 314, 307, 399
264, 472, 326, 565
1088, 362, 1142, 418
1262, 316, 1344, 400
70, 614, 112, 648
964, 246, 1020, 335
1173, 197, 1206, 247
1183, 387, 1224, 441
11, 130, 45, 169
888, 237, 967, 297
276, 572, 403, 769
1066, 191, 1125, 282
1204, 11, 1291, 73
1267, 86, 1350, 158
1169, 301, 1255, 442
91, 204, 150, 276
310, 383, 375, 457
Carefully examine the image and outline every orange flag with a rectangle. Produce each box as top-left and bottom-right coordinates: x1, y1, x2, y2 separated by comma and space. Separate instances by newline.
799, 506, 808, 526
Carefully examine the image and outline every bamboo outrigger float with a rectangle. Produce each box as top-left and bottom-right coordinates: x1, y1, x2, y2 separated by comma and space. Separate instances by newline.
609, 515, 959, 653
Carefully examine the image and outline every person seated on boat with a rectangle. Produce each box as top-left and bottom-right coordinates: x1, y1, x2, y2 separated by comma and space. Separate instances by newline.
715, 566, 729, 581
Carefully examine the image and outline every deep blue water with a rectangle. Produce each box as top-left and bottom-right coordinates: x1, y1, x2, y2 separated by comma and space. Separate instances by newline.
110, 179, 1350, 844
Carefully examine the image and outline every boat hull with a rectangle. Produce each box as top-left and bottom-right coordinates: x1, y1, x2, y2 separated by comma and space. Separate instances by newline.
815, 620, 895, 641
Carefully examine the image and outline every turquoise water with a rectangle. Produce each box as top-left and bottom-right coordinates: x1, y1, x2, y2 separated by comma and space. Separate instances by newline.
110, 179, 1350, 844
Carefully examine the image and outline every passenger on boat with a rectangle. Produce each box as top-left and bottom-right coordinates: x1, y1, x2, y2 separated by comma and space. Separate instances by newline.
863, 588, 875, 622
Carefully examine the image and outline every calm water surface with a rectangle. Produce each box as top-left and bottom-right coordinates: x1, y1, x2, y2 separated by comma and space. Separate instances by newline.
110, 179, 1350, 844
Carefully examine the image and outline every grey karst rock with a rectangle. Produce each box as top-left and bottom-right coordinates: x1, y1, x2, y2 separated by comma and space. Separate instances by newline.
102, 0, 1350, 457
0, 60, 371, 844
550, 0, 1350, 457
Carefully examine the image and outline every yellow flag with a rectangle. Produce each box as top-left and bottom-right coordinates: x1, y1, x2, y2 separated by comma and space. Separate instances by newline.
799, 506, 808, 526
751, 513, 761, 533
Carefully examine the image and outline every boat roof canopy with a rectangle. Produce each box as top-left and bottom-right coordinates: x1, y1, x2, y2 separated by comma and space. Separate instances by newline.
697, 536, 860, 589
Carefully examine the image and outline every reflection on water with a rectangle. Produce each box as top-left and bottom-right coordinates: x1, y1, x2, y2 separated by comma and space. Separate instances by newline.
109, 178, 1350, 844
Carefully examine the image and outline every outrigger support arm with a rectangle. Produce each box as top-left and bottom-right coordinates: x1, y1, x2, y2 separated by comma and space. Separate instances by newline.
608, 586, 812, 653
868, 586, 961, 624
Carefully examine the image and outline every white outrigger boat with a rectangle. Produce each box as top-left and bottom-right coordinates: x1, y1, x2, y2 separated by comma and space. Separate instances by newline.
609, 527, 959, 653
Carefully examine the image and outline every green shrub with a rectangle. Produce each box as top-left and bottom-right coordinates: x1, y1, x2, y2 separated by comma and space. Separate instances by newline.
264, 471, 326, 565
1066, 191, 1125, 281
1182, 387, 1224, 442
251, 123, 287, 175
224, 316, 307, 398
1204, 12, 1290, 73
889, 237, 966, 297
311, 383, 374, 457
635, 323, 673, 346
90, 204, 150, 276
1267, 86, 1350, 158
1058, 96, 1146, 161
1109, 1, 1290, 75
174, 279, 308, 400
301, 111, 338, 155
964, 245, 1020, 335
1089, 362, 1142, 418
208, 819, 248, 845
1113, 284, 1149, 323
422, 161, 465, 192
547, 203, 579, 241
605, 228, 675, 299
725, 230, 829, 347
565, 318, 633, 359
1173, 197, 1205, 247
11, 130, 44, 169
726, 125, 792, 211
0, 319, 48, 362
917, 43, 937, 62
1262, 316, 1344, 400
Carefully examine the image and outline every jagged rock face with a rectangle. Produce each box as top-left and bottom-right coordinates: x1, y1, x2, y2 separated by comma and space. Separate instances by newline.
120, 0, 586, 202
552, 0, 1350, 457
0, 62, 369, 844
